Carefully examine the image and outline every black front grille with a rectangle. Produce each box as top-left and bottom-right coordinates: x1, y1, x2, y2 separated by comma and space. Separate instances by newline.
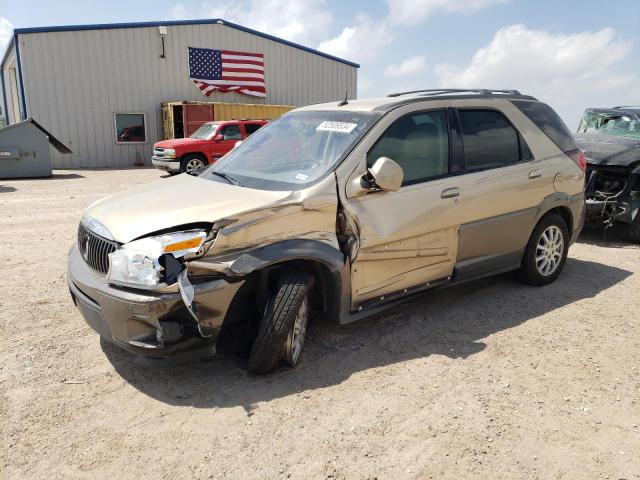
77, 223, 119, 274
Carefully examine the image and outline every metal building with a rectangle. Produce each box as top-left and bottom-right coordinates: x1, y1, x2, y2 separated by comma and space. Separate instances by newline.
0, 19, 358, 168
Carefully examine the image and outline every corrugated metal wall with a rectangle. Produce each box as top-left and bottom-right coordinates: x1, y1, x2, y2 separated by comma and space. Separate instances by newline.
1, 44, 20, 125
16, 23, 358, 168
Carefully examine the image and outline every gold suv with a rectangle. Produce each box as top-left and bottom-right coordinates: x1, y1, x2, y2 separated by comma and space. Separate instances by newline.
68, 89, 586, 373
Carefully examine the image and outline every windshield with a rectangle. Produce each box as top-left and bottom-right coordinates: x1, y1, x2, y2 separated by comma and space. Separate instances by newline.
190, 123, 219, 140
200, 110, 382, 190
577, 111, 640, 139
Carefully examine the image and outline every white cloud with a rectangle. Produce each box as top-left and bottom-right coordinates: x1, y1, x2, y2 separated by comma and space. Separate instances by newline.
0, 17, 13, 52
358, 77, 373, 96
384, 55, 427, 77
317, 14, 392, 62
435, 24, 640, 126
167, 0, 333, 46
387, 0, 508, 26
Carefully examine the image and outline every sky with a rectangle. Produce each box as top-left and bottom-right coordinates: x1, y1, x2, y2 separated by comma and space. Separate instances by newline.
1, 0, 639, 127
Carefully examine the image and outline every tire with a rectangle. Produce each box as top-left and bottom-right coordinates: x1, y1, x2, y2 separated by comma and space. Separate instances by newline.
247, 270, 313, 374
518, 213, 569, 286
628, 216, 640, 243
180, 154, 207, 175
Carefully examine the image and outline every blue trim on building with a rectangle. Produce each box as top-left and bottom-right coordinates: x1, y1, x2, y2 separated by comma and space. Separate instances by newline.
0, 67, 8, 125
14, 33, 27, 120
6, 18, 360, 68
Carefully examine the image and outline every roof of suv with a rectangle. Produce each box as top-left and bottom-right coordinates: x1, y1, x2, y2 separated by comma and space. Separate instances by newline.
297, 89, 538, 114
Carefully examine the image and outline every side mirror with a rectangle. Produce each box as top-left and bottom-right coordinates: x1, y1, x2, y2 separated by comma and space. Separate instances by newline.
233, 140, 242, 150
214, 134, 224, 141
365, 156, 403, 192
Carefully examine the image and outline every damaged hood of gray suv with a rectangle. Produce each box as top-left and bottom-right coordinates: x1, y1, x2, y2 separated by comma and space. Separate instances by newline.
575, 133, 640, 167
83, 174, 293, 243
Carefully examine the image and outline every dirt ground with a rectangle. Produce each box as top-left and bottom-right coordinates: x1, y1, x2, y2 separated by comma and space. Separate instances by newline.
1, 168, 639, 480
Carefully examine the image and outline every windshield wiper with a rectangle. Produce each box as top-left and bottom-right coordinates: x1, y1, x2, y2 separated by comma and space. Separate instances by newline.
210, 171, 240, 186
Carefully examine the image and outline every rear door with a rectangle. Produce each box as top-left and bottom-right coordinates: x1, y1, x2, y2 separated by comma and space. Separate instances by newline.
343, 108, 463, 308
451, 106, 555, 279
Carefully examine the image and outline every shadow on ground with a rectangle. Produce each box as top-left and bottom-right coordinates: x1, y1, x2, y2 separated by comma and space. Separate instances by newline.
578, 222, 637, 249
103, 257, 631, 411
0, 173, 85, 182
0, 185, 17, 193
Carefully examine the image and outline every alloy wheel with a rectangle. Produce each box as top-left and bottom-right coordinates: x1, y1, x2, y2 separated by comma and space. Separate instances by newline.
185, 158, 205, 175
535, 225, 564, 276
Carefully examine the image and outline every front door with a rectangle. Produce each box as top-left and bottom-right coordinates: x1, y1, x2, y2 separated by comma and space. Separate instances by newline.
344, 109, 462, 307
211, 124, 243, 162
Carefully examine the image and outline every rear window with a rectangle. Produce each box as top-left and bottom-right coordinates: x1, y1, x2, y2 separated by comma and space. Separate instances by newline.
244, 123, 263, 135
511, 100, 577, 152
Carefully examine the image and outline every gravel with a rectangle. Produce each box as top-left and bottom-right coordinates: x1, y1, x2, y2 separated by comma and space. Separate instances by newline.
1, 168, 639, 479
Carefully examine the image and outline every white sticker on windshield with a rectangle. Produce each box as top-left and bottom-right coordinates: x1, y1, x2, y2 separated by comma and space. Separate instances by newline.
316, 121, 358, 133
295, 173, 309, 181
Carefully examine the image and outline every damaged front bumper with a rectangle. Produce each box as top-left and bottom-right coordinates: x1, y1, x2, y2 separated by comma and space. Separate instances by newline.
585, 198, 637, 224
67, 245, 244, 358
585, 164, 640, 225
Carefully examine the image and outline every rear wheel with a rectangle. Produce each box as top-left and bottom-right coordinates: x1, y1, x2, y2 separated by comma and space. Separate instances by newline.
180, 154, 207, 175
628, 216, 640, 243
247, 270, 313, 374
519, 213, 569, 286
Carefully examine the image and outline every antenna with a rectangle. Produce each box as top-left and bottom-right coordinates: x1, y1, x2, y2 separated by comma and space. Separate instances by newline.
337, 89, 349, 106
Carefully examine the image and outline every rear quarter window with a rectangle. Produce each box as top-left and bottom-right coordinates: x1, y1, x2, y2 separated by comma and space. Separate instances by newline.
511, 100, 577, 152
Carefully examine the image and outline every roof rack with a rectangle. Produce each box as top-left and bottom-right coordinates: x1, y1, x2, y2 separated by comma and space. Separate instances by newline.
387, 88, 521, 98
612, 105, 640, 109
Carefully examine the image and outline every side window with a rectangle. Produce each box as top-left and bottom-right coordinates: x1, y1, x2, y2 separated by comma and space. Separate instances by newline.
459, 110, 521, 170
219, 124, 242, 140
367, 110, 449, 185
244, 123, 263, 135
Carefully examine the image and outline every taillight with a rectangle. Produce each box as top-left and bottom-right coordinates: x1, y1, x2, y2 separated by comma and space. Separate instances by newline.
567, 149, 587, 172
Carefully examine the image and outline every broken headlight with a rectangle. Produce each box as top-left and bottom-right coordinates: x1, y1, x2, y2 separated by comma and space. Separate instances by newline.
107, 230, 207, 289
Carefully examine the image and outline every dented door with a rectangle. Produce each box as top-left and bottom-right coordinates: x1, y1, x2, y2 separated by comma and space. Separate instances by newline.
342, 108, 461, 308
346, 180, 460, 306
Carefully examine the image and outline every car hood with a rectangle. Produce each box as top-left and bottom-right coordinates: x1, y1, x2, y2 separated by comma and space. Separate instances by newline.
154, 138, 208, 149
83, 174, 292, 243
575, 133, 640, 167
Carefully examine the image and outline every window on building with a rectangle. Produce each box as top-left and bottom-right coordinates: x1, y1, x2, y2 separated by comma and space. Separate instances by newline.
367, 110, 449, 185
244, 123, 263, 135
219, 124, 242, 140
459, 110, 521, 170
114, 113, 146, 143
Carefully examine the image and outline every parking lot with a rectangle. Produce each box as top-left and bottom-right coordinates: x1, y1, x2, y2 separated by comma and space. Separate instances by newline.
1, 168, 639, 479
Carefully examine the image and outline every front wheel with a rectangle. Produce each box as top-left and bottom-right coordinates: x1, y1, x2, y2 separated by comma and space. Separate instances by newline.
518, 213, 569, 286
180, 155, 207, 175
247, 270, 313, 374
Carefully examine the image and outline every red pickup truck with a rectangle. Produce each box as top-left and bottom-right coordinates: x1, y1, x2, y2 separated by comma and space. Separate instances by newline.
152, 119, 268, 175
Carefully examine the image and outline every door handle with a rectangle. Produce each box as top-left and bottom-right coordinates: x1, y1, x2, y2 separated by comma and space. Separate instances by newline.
528, 169, 543, 179
441, 187, 460, 199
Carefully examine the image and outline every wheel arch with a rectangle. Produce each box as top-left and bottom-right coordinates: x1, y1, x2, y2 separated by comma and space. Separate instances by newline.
530, 192, 583, 243
226, 239, 346, 321
181, 151, 207, 162
548, 205, 573, 233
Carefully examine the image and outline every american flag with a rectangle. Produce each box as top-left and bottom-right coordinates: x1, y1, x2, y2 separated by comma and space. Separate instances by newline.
188, 47, 266, 98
